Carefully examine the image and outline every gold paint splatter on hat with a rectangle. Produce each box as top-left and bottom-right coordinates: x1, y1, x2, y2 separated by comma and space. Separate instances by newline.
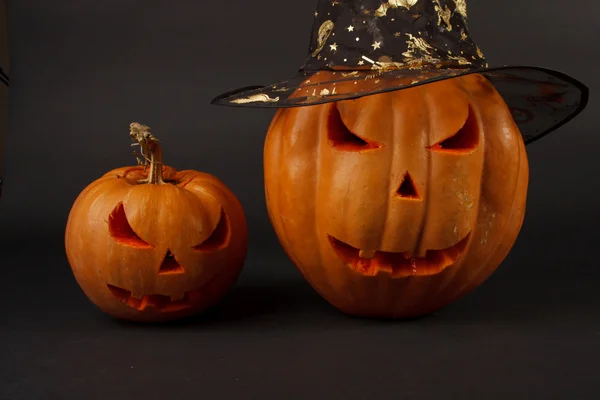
448, 55, 471, 65
402, 33, 435, 63
372, 55, 404, 70
476, 46, 484, 59
312, 20, 335, 57
433, 0, 452, 30
393, 0, 419, 9
454, 0, 467, 18
230, 94, 280, 104
375, 0, 419, 17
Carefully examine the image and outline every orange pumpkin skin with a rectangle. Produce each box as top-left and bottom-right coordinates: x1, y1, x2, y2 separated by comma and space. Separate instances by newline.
264, 73, 529, 318
65, 161, 247, 322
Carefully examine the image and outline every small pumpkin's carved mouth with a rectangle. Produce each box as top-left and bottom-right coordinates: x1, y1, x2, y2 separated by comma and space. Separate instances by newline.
107, 284, 205, 312
328, 232, 471, 278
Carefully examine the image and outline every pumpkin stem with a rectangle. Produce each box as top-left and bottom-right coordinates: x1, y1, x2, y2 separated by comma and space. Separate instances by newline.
129, 122, 165, 185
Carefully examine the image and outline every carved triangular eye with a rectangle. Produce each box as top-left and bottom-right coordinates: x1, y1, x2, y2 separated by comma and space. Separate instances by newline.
108, 202, 153, 248
192, 208, 230, 252
328, 104, 383, 151
396, 172, 420, 199
428, 105, 479, 152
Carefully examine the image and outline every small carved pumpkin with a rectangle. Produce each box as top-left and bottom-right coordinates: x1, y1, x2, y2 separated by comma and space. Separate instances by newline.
65, 123, 248, 322
264, 73, 529, 318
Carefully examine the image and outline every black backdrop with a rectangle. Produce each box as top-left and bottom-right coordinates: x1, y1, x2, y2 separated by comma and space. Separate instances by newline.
1, 1, 598, 399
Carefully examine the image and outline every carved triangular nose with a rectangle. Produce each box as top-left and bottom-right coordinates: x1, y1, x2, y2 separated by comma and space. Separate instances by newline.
158, 250, 185, 275
396, 172, 419, 199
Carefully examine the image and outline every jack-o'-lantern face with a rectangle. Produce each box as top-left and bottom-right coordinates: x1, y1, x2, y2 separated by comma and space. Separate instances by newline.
322, 78, 481, 279
264, 73, 529, 318
103, 198, 230, 312
65, 166, 248, 322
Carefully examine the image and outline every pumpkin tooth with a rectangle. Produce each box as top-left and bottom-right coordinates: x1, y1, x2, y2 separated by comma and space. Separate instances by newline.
375, 259, 394, 275
127, 296, 145, 310
358, 249, 376, 259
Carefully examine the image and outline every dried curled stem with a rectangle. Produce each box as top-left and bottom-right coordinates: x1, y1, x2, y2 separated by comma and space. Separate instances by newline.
129, 122, 165, 184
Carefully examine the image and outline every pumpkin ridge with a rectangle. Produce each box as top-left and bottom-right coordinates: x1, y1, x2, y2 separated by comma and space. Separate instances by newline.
315, 104, 332, 286
435, 78, 526, 301
380, 94, 397, 253
473, 86, 524, 279
470, 112, 527, 288
267, 108, 313, 280
277, 110, 305, 269
428, 78, 488, 298
413, 84, 434, 256
428, 87, 482, 298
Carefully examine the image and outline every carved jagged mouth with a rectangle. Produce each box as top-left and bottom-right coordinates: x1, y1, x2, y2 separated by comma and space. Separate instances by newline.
328, 232, 471, 278
107, 284, 205, 312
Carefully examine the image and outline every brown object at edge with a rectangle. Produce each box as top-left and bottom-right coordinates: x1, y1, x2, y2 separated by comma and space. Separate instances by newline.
65, 123, 248, 322
264, 72, 529, 318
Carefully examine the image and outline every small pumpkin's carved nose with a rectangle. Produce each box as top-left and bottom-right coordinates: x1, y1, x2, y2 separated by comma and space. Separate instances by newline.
158, 250, 185, 275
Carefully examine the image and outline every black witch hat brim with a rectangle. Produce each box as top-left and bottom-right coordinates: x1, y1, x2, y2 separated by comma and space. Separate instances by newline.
211, 64, 589, 145
210, 0, 589, 145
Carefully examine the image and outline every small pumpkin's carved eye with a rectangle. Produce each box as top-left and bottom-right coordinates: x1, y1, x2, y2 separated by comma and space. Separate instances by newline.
396, 172, 420, 199
428, 106, 479, 152
328, 104, 383, 151
108, 203, 153, 248
193, 208, 231, 252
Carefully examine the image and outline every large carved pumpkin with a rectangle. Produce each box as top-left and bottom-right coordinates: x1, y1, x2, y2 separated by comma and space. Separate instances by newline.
65, 123, 248, 322
264, 72, 529, 318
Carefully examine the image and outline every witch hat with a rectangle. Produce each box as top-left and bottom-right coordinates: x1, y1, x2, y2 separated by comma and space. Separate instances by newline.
211, 0, 588, 144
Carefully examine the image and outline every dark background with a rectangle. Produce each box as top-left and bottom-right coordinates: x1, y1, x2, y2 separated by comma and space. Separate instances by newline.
1, 0, 598, 399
